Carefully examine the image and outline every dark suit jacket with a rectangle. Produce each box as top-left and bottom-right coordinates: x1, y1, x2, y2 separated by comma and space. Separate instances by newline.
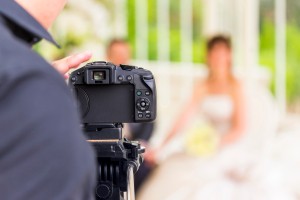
0, 1, 96, 199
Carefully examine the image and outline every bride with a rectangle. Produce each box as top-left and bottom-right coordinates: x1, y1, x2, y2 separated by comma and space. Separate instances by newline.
149, 35, 246, 158
140, 36, 298, 200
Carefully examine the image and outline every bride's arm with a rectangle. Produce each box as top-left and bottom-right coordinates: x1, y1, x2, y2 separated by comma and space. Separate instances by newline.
160, 98, 197, 147
220, 81, 246, 146
146, 81, 206, 163
159, 80, 207, 148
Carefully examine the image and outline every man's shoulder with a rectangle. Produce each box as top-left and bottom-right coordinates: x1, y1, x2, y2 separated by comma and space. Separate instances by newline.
0, 24, 45, 68
0, 22, 65, 91
0, 21, 96, 200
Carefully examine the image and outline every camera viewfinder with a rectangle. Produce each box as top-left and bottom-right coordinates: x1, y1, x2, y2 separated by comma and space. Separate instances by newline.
93, 71, 106, 81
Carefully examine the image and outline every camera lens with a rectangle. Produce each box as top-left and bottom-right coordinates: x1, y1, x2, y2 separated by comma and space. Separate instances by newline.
93, 71, 106, 81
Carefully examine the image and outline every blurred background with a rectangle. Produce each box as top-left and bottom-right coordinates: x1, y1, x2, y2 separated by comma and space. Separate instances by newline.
36, 0, 300, 199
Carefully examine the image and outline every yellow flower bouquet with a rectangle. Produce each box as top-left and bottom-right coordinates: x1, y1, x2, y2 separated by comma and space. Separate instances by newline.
184, 121, 219, 157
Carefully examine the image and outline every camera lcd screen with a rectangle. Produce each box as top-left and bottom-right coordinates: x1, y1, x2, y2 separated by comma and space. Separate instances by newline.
76, 84, 135, 123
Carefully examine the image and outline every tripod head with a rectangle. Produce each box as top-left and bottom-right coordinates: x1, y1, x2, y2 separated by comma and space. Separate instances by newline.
84, 123, 145, 200
69, 62, 156, 199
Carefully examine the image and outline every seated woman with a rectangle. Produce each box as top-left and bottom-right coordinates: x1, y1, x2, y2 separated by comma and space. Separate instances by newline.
138, 35, 249, 200
149, 35, 246, 160
140, 36, 300, 200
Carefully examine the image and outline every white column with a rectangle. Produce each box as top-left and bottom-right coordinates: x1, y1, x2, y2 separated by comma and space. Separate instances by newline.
232, 0, 259, 74
180, 0, 194, 101
113, 0, 128, 38
202, 0, 219, 36
157, 0, 170, 61
202, 0, 233, 35
244, 0, 259, 70
233, 0, 245, 68
203, 0, 259, 71
180, 0, 193, 62
275, 0, 287, 114
135, 0, 148, 60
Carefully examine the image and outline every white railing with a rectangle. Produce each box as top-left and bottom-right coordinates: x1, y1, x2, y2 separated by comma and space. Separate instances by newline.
275, 0, 287, 115
113, 0, 286, 113
135, 0, 148, 60
157, 0, 170, 61
130, 60, 272, 145
180, 0, 193, 63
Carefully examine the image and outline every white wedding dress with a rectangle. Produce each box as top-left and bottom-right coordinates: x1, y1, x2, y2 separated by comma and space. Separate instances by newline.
199, 94, 234, 135
182, 94, 234, 156
138, 85, 300, 200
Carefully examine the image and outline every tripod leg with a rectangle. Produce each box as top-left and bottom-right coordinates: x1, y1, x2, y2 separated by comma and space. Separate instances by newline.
124, 165, 135, 200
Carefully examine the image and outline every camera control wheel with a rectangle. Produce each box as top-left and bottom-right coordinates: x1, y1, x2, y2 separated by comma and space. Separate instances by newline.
136, 98, 150, 111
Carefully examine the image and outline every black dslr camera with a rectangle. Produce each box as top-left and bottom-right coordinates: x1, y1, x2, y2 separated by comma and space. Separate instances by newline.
69, 61, 156, 200
70, 61, 156, 123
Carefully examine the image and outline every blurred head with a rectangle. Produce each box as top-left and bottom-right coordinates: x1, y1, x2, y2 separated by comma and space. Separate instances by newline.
106, 39, 131, 65
15, 0, 67, 29
206, 35, 232, 80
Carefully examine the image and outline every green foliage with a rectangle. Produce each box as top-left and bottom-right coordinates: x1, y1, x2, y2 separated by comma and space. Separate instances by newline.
127, 0, 205, 64
259, 19, 300, 103
259, 19, 276, 94
193, 39, 206, 63
148, 28, 157, 60
127, 0, 136, 58
148, 0, 157, 60
286, 23, 300, 102
170, 29, 181, 62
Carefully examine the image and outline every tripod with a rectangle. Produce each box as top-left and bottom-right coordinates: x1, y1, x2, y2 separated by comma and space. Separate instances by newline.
84, 123, 145, 200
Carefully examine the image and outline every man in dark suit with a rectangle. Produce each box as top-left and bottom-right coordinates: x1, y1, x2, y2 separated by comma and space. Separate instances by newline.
0, 0, 96, 199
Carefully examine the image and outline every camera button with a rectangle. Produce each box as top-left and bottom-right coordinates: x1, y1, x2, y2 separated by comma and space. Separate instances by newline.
118, 76, 124, 81
143, 75, 153, 80
138, 114, 143, 118
136, 91, 142, 96
120, 64, 135, 71
146, 114, 151, 118
141, 102, 146, 107
145, 91, 150, 96
127, 76, 133, 81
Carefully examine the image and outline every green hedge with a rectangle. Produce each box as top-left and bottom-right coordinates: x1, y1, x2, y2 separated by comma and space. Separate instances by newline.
260, 19, 300, 103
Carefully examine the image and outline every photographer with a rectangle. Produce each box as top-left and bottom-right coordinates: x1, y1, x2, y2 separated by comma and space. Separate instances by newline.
0, 0, 96, 199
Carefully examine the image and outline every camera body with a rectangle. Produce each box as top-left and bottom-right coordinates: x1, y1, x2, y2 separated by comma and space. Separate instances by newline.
69, 61, 156, 124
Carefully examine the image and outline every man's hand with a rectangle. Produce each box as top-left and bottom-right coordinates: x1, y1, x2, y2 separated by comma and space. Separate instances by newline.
144, 148, 159, 167
52, 52, 92, 78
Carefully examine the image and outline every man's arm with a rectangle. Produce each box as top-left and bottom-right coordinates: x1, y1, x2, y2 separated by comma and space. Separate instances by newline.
0, 62, 96, 200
